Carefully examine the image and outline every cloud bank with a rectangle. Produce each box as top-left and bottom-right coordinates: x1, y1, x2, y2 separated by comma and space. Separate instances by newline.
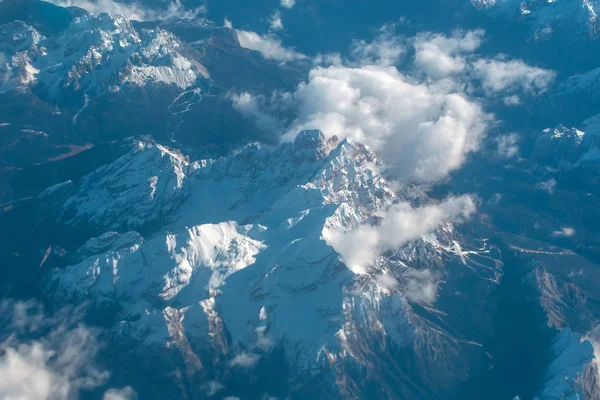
233, 29, 555, 184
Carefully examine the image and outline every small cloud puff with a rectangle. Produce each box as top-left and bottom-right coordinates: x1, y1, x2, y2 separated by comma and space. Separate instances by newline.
495, 133, 520, 159
269, 10, 284, 31
280, 0, 295, 9
550, 227, 576, 238
103, 386, 137, 400
537, 178, 557, 194
229, 352, 260, 368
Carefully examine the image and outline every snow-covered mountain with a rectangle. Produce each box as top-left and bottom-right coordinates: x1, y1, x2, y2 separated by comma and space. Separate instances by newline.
0, 20, 44, 93
2, 2, 600, 399
38, 131, 515, 398
533, 124, 600, 168
0, 12, 208, 97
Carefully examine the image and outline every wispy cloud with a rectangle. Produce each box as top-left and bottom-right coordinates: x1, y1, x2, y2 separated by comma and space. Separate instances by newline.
229, 352, 260, 368
537, 178, 557, 194
495, 133, 520, 159
0, 300, 135, 400
323, 195, 477, 275
550, 227, 576, 238
269, 10, 284, 31
236, 30, 307, 62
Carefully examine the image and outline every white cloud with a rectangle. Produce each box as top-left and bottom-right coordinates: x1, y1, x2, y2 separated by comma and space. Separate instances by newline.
204, 381, 224, 397
233, 29, 555, 185
495, 133, 519, 158
551, 227, 576, 238
269, 10, 284, 31
43, 0, 205, 21
473, 58, 556, 94
503, 95, 521, 106
411, 30, 555, 95
103, 386, 137, 400
230, 92, 288, 134
280, 0, 295, 9
0, 301, 110, 400
224, 18, 233, 28
323, 195, 477, 275
350, 24, 406, 66
236, 30, 307, 63
413, 30, 484, 79
403, 269, 440, 305
537, 178, 557, 194
283, 65, 489, 183
229, 352, 260, 368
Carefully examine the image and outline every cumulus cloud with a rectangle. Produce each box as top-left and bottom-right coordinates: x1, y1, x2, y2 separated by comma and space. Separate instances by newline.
283, 65, 489, 182
233, 29, 555, 184
550, 227, 576, 238
280, 0, 295, 8
0, 301, 114, 400
229, 352, 260, 368
472, 58, 556, 94
495, 133, 519, 158
269, 10, 284, 31
350, 24, 406, 66
414, 30, 484, 79
43, 0, 205, 21
236, 30, 308, 63
323, 195, 477, 274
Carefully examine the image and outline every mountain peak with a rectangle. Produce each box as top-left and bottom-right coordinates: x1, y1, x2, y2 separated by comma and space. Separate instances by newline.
293, 130, 338, 161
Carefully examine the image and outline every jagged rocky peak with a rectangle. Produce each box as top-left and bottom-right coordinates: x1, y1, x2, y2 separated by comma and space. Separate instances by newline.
0, 20, 43, 50
533, 124, 589, 167
119, 27, 207, 88
0, 21, 44, 91
292, 129, 339, 161
69, 12, 139, 43
0, 12, 207, 96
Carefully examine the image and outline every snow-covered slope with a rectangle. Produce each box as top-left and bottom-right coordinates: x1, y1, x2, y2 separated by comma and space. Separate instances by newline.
0, 20, 44, 92
471, 0, 600, 37
43, 131, 502, 398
